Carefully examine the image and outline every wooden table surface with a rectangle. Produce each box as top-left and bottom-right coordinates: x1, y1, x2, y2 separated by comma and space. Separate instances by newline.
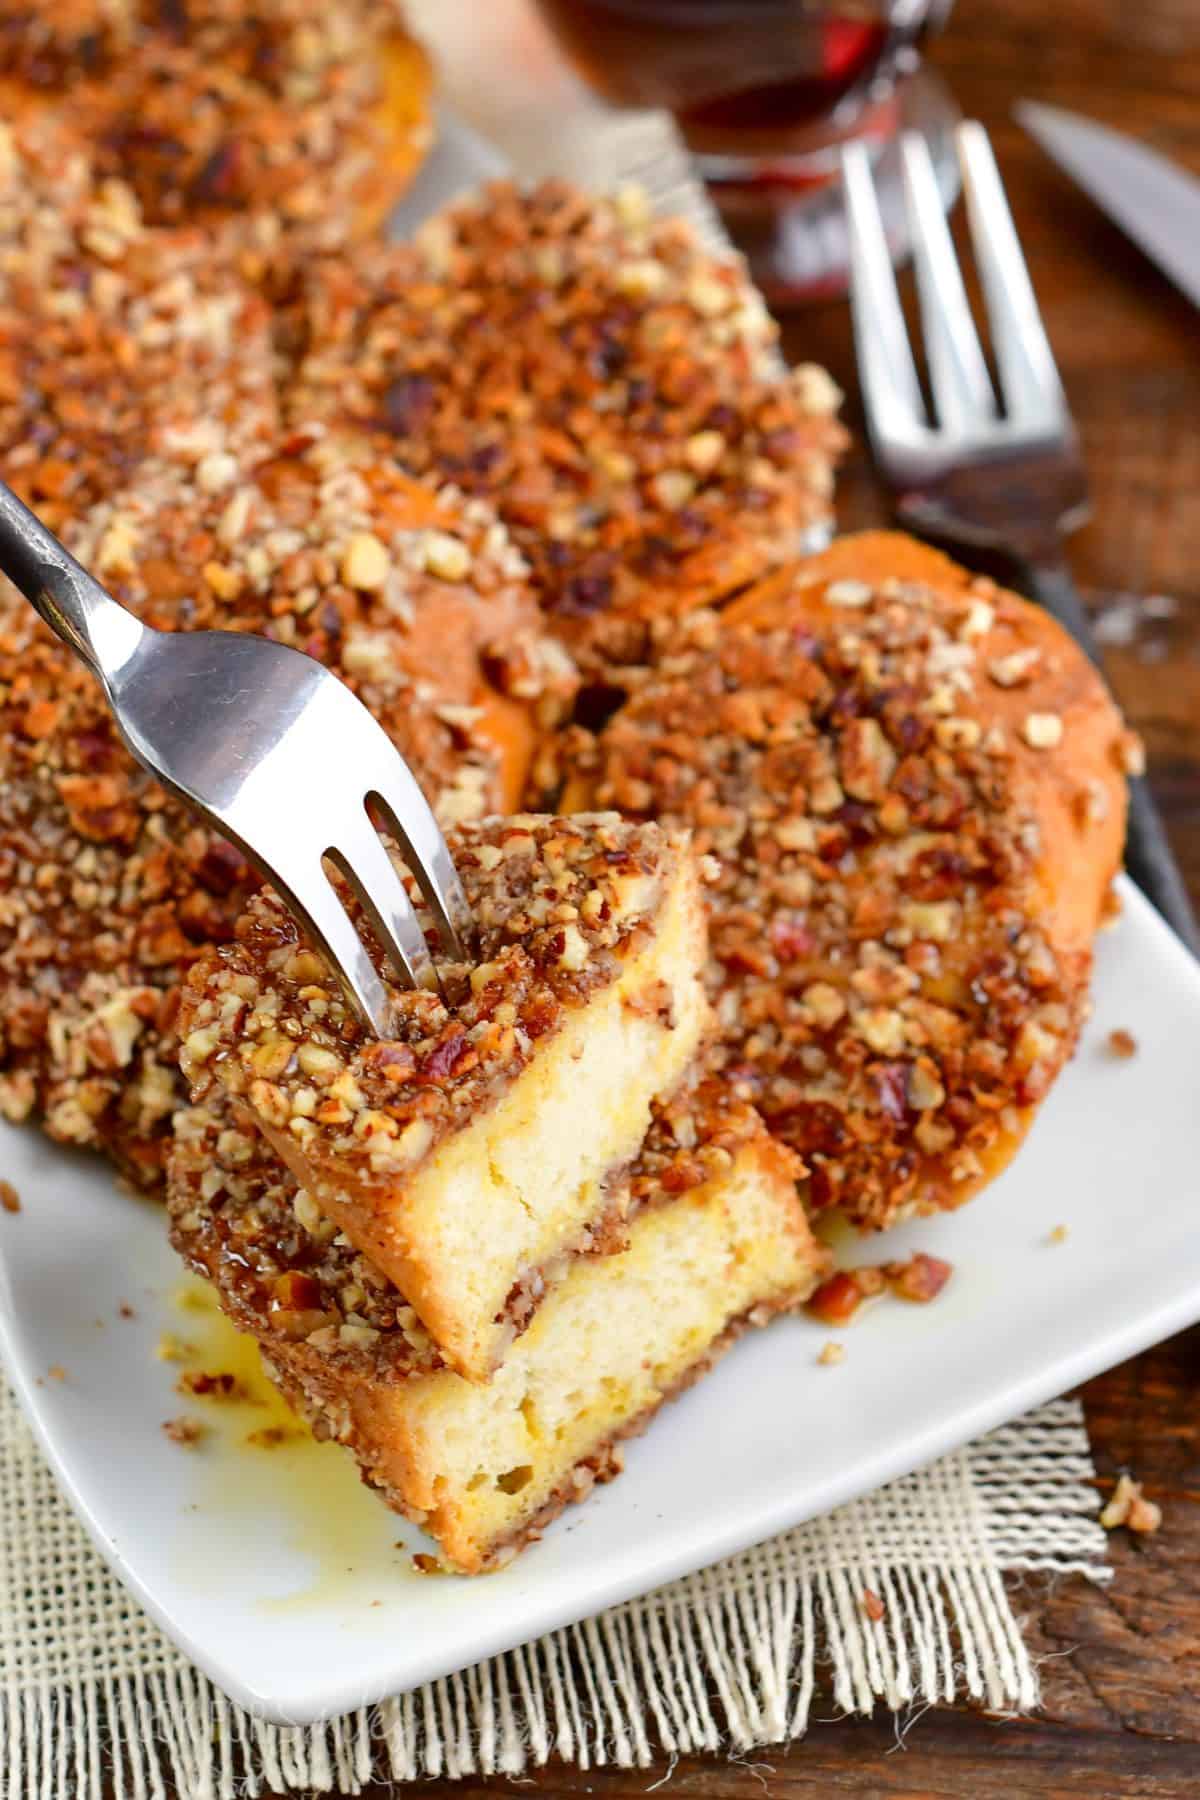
298, 4, 1200, 1795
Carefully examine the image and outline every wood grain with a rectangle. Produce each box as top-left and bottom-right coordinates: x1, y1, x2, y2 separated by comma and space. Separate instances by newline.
257, 1, 1200, 1793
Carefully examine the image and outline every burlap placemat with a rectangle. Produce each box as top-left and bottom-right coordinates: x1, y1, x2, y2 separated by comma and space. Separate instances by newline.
0, 1387, 1107, 1799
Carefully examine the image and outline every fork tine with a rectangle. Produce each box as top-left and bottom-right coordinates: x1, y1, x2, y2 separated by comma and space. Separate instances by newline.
367, 772, 473, 961
275, 859, 395, 1036
841, 141, 928, 448
327, 816, 439, 995
899, 132, 996, 432
956, 122, 1067, 429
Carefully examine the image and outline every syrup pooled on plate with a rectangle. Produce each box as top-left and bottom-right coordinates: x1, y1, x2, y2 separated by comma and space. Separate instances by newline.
166, 1280, 418, 1605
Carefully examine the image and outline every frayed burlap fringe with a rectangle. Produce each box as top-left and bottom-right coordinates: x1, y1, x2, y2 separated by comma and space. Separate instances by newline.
0, 1392, 1107, 1800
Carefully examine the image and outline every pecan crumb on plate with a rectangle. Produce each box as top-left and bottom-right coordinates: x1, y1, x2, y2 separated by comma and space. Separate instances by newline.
883, 1252, 954, 1304
808, 1253, 952, 1324
162, 1416, 206, 1448
245, 1425, 301, 1450
176, 1369, 242, 1401
808, 1268, 886, 1327
1107, 1028, 1138, 1058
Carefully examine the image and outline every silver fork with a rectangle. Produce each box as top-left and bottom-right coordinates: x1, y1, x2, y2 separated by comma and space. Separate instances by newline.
842, 123, 1199, 954
0, 481, 474, 1034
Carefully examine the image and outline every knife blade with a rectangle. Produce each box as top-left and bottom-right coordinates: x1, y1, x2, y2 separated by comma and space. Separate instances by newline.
1016, 100, 1200, 310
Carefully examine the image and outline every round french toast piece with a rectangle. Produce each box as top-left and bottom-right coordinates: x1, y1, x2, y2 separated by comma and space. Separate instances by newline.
566, 532, 1136, 1230
286, 180, 848, 679
0, 108, 278, 528
0, 439, 571, 1188
0, 0, 432, 265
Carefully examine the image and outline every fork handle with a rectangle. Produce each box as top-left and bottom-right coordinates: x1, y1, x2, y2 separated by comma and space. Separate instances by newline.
1021, 556, 1200, 957
0, 480, 144, 681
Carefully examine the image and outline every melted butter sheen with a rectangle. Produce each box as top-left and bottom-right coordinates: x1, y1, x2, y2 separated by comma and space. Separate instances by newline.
169, 1278, 415, 1608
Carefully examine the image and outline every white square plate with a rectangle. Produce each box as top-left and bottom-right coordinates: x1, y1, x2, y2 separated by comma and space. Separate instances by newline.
2, 880, 1199, 1724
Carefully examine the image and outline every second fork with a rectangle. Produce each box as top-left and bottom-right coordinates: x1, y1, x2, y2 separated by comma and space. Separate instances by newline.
842, 123, 1199, 953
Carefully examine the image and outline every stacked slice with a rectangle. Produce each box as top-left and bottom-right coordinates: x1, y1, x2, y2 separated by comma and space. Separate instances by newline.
169, 1077, 819, 1573
172, 811, 827, 1569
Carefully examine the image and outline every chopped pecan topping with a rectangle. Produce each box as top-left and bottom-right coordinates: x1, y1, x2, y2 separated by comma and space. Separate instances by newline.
0, 438, 571, 1188
0, 2, 431, 272
883, 1252, 952, 1304
810, 1252, 951, 1321
176, 1368, 242, 1399
570, 570, 1104, 1230
808, 1268, 887, 1326
1022, 712, 1064, 750
0, 109, 278, 531
288, 180, 846, 678
178, 814, 683, 1181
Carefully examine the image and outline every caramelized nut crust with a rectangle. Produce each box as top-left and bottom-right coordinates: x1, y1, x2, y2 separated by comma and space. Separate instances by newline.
169, 1098, 442, 1379
71, 437, 575, 821
179, 813, 689, 1178
0, 0, 432, 262
0, 441, 570, 1185
288, 180, 847, 676
167, 1073, 802, 1381
0, 109, 278, 527
0, 591, 258, 1182
568, 537, 1129, 1229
